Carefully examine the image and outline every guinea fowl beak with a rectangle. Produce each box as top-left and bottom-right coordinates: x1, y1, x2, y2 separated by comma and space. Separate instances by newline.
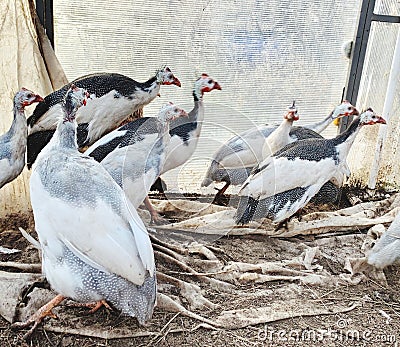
35, 95, 44, 103
173, 77, 181, 87
376, 116, 386, 124
213, 82, 222, 91
350, 108, 359, 116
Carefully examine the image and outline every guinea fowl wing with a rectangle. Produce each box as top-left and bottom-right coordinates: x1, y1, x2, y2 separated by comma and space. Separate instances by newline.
239, 138, 339, 199
27, 74, 144, 127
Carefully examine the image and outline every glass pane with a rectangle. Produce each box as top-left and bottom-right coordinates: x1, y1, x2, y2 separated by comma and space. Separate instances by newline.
54, 0, 361, 193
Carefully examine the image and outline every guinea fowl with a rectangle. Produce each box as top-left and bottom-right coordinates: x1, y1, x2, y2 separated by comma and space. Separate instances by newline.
160, 73, 221, 174
142, 73, 221, 218
150, 73, 221, 220
367, 211, 400, 269
0, 89, 43, 189
201, 101, 358, 196
85, 102, 188, 223
261, 100, 299, 153
12, 85, 156, 337
235, 108, 386, 227
26, 66, 181, 167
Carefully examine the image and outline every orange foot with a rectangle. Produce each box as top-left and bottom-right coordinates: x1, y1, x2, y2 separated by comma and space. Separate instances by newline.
66, 299, 112, 314
144, 196, 169, 225
11, 294, 65, 339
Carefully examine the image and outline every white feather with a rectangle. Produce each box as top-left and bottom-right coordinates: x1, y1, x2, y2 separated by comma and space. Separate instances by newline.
239, 156, 338, 199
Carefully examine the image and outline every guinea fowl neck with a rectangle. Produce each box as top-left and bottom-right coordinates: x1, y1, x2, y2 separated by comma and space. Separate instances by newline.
56, 106, 79, 149
143, 76, 158, 89
8, 104, 27, 137
156, 117, 170, 139
189, 91, 203, 122
304, 111, 333, 133
140, 76, 161, 99
332, 117, 361, 147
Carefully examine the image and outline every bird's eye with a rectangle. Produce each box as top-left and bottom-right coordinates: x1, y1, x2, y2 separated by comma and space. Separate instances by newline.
348, 107, 352, 111
27, 94, 32, 98
174, 108, 178, 112
208, 80, 213, 84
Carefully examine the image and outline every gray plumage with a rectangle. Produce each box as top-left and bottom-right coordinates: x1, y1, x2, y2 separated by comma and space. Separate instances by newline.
0, 89, 42, 189
31, 86, 156, 324
85, 103, 188, 208
202, 101, 358, 188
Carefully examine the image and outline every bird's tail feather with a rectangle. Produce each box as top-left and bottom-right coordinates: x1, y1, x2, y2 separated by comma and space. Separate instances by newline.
235, 196, 259, 225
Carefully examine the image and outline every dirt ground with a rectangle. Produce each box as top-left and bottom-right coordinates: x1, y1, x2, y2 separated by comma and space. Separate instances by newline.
0, 191, 399, 347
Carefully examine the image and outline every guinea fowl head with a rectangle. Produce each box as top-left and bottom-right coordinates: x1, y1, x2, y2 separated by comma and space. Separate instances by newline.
62, 84, 90, 122
359, 108, 386, 126
14, 88, 43, 110
156, 66, 181, 87
193, 74, 222, 99
332, 100, 359, 119
283, 100, 299, 121
158, 101, 188, 123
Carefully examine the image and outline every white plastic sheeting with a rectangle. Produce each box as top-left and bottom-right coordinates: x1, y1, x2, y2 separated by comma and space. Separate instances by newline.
53, 0, 360, 192
0, 0, 66, 217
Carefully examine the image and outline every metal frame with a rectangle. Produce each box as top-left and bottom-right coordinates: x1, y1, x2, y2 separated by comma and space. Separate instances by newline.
340, 0, 400, 132
35, 0, 54, 47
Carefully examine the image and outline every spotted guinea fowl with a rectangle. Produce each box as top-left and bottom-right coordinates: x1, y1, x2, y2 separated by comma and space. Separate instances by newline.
151, 73, 221, 220
201, 101, 358, 195
367, 211, 400, 269
26, 66, 181, 168
235, 108, 386, 227
160, 73, 221, 174
12, 85, 156, 337
0, 89, 43, 189
85, 102, 188, 223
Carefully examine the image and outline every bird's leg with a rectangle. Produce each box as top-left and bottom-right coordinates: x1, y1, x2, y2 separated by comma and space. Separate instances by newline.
144, 196, 169, 225
11, 294, 65, 339
212, 182, 230, 205
215, 182, 230, 197
274, 209, 304, 232
274, 219, 289, 232
66, 299, 112, 314
295, 209, 303, 222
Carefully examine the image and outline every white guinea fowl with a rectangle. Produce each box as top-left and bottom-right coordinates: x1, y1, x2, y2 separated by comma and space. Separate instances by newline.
0, 88, 43, 189
27, 66, 181, 167
201, 101, 358, 195
236, 108, 386, 226
367, 211, 400, 269
13, 85, 156, 336
261, 101, 299, 159
85, 102, 188, 223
